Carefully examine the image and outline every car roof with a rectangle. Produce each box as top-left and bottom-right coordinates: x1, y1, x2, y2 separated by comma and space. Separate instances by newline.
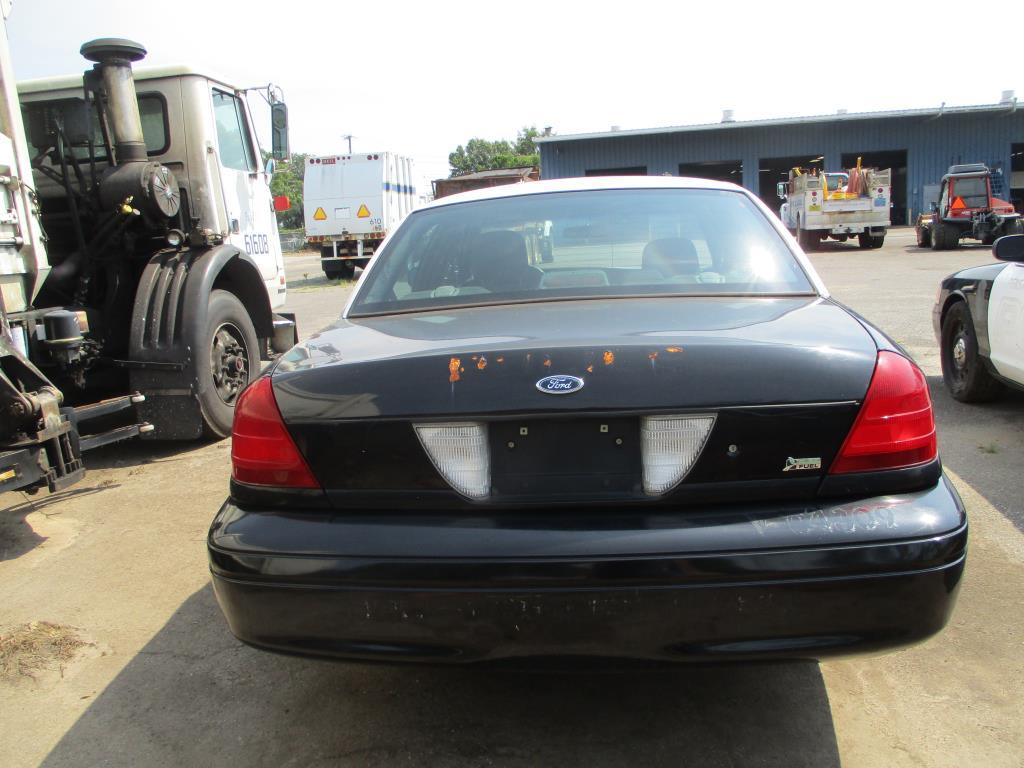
423, 175, 745, 210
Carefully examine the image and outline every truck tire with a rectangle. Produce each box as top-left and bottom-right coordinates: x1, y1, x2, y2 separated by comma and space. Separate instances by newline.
797, 226, 818, 252
200, 290, 260, 438
941, 301, 1002, 402
1004, 219, 1024, 236
857, 233, 878, 249
916, 224, 931, 248
931, 221, 958, 251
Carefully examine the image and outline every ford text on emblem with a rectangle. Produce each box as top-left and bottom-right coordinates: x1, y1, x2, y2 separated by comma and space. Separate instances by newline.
536, 375, 585, 395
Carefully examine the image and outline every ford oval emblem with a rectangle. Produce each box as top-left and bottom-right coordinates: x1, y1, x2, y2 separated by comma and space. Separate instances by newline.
536, 374, 585, 395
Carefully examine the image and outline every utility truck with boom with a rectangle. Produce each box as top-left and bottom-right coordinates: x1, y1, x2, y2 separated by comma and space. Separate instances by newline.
778, 162, 891, 250
1, 27, 296, 493
304, 152, 417, 279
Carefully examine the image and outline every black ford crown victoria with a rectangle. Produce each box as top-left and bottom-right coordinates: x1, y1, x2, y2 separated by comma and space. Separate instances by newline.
208, 177, 965, 664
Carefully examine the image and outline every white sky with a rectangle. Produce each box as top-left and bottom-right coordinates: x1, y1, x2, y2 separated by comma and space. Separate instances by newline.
7, 0, 1018, 185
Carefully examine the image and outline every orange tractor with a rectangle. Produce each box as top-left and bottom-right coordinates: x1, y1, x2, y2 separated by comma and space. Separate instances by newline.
916, 164, 1022, 249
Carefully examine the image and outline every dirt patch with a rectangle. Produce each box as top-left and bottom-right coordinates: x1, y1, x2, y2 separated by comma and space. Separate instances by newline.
0, 621, 92, 682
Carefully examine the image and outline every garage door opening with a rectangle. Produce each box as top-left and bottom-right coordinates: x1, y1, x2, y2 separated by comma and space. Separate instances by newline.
842, 150, 908, 225
1011, 143, 1024, 213
757, 154, 824, 209
678, 160, 743, 184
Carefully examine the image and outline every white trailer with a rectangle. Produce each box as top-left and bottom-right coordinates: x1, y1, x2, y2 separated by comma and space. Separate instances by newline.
304, 152, 417, 278
777, 166, 891, 250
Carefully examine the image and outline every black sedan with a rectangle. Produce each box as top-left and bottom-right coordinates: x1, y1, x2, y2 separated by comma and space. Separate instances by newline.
933, 234, 1024, 402
208, 177, 965, 664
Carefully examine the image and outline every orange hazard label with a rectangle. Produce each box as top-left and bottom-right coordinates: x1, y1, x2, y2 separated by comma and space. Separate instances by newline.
313, 207, 327, 221
357, 204, 371, 218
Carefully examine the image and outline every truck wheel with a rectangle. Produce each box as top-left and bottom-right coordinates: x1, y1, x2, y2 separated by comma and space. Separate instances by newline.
931, 221, 957, 250
916, 225, 931, 248
941, 302, 1002, 402
870, 233, 885, 248
200, 290, 260, 438
1004, 219, 1024, 236
797, 226, 818, 252
857, 233, 873, 249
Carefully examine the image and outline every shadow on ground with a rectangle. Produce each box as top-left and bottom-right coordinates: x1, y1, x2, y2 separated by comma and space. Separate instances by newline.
41, 585, 840, 768
0, 484, 113, 560
928, 375, 1024, 531
79, 436, 223, 472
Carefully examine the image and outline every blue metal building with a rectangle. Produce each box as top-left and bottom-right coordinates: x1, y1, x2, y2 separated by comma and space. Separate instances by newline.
536, 99, 1024, 224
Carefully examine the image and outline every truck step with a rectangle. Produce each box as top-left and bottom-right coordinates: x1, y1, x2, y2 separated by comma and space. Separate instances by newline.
78, 422, 154, 452
73, 392, 145, 424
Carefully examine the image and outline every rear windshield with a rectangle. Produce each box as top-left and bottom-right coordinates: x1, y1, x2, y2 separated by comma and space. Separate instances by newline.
950, 177, 988, 208
349, 188, 813, 316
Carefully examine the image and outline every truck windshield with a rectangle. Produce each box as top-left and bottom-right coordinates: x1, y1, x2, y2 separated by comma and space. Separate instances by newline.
349, 188, 814, 317
950, 177, 988, 208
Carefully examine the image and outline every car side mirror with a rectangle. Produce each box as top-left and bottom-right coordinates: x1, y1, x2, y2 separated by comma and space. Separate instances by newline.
993, 233, 1024, 262
271, 101, 290, 161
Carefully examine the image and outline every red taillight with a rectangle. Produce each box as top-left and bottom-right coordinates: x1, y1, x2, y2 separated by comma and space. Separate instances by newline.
829, 351, 937, 474
231, 377, 319, 488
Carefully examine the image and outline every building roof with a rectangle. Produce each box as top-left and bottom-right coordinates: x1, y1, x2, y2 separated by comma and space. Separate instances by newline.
535, 100, 1021, 144
442, 166, 537, 181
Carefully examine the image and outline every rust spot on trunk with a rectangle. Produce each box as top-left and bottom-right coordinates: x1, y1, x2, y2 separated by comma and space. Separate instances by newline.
586, 364, 594, 373
449, 357, 461, 383
477, 356, 487, 370
603, 351, 615, 366
665, 346, 682, 353
648, 351, 659, 361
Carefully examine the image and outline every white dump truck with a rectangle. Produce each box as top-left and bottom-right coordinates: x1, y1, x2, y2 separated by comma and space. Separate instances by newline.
777, 164, 891, 250
304, 152, 417, 278
1, 20, 297, 493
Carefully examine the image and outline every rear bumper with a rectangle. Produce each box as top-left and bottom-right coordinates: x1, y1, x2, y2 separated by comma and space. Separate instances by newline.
208, 477, 967, 664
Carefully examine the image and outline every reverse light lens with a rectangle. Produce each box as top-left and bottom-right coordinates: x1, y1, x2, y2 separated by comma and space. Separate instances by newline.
231, 377, 319, 488
830, 351, 937, 474
641, 414, 716, 495
414, 422, 490, 500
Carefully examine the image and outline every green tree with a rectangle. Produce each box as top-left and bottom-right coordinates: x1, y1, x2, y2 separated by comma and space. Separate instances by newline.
448, 126, 541, 177
264, 151, 308, 230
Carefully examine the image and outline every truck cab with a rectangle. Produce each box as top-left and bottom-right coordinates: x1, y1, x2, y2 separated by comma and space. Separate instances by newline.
19, 65, 288, 309
5, 40, 296, 444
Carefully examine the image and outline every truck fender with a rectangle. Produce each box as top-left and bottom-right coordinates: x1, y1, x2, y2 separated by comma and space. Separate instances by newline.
128, 244, 273, 439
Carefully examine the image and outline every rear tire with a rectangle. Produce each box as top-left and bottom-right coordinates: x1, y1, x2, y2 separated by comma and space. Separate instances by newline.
931, 221, 958, 250
940, 301, 1002, 402
797, 226, 818, 252
200, 290, 260, 438
916, 224, 931, 248
857, 232, 879, 249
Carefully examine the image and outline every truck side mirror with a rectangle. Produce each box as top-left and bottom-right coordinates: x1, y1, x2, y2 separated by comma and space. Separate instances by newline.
929, 201, 938, 213
993, 233, 1024, 262
271, 101, 290, 161
776, 182, 787, 199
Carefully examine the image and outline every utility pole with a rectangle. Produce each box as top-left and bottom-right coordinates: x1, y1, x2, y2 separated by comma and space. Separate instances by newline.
342, 134, 354, 154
